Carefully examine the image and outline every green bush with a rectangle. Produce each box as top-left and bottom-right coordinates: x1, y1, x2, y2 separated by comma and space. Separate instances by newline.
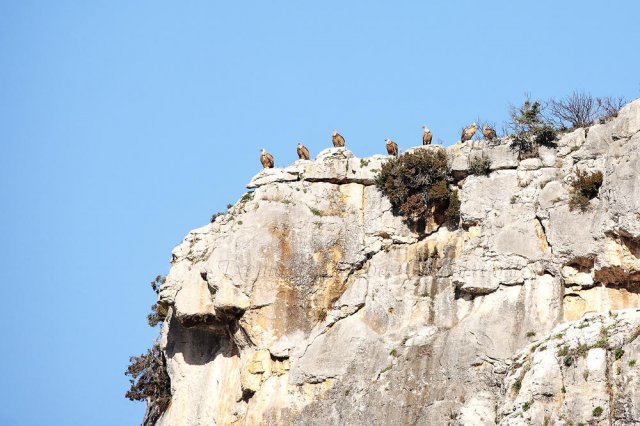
468, 155, 492, 176
148, 275, 168, 327
308, 206, 325, 216
150, 275, 165, 293
512, 378, 521, 392
592, 406, 603, 417
444, 190, 460, 225
569, 170, 603, 211
148, 303, 168, 327
210, 212, 224, 223
508, 97, 557, 158
316, 310, 327, 322
428, 179, 450, 201
125, 343, 171, 423
568, 193, 590, 211
376, 149, 458, 229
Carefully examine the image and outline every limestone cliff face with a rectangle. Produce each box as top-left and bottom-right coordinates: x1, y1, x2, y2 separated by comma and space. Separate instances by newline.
152, 100, 640, 426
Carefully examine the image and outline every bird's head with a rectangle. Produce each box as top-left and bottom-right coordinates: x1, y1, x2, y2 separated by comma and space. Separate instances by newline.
260, 148, 266, 154
297, 142, 303, 148
422, 125, 430, 132
333, 129, 337, 136
385, 138, 390, 143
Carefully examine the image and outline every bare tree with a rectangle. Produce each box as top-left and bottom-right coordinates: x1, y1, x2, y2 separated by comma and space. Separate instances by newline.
548, 91, 597, 129
596, 96, 627, 121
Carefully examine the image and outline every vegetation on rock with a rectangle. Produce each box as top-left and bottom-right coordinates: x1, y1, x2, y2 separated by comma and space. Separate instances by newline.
468, 155, 492, 176
596, 96, 627, 122
210, 212, 224, 223
375, 149, 458, 229
125, 343, 172, 424
147, 275, 168, 327
507, 97, 557, 158
443, 190, 460, 225
126, 274, 172, 422
568, 170, 603, 212
548, 91, 627, 129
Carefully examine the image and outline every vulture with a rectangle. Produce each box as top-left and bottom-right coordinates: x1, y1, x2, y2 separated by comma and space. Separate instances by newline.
259, 148, 274, 168
482, 124, 497, 140
461, 123, 478, 142
385, 139, 398, 157
422, 126, 433, 145
297, 143, 310, 160
422, 125, 433, 145
332, 129, 346, 147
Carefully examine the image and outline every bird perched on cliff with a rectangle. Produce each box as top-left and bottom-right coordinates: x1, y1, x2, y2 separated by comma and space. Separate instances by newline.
482, 124, 497, 141
259, 148, 274, 168
461, 123, 478, 142
422, 125, 433, 145
296, 143, 310, 160
385, 139, 398, 157
332, 129, 346, 147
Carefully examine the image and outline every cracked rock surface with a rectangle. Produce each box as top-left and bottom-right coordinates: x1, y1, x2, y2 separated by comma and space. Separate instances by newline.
151, 99, 640, 425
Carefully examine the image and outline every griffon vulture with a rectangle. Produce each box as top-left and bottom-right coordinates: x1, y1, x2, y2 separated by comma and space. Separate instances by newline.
422, 125, 433, 145
461, 123, 478, 142
260, 148, 274, 168
297, 143, 310, 160
482, 124, 497, 140
332, 129, 346, 147
385, 139, 398, 157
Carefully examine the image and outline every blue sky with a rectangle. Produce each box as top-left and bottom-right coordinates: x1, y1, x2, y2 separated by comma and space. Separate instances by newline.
0, 1, 638, 424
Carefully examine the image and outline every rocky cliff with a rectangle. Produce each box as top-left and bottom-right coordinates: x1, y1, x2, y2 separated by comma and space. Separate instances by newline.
151, 99, 640, 425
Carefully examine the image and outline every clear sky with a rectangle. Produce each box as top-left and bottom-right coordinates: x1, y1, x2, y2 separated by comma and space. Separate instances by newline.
0, 1, 638, 425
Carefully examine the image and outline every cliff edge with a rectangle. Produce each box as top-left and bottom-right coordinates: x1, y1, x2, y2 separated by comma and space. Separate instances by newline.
151, 99, 640, 425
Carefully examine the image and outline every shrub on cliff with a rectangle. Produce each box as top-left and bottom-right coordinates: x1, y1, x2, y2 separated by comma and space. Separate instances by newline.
210, 212, 224, 223
444, 190, 460, 224
508, 97, 557, 158
375, 149, 458, 229
596, 96, 626, 122
548, 91, 598, 129
148, 303, 168, 327
468, 155, 492, 176
125, 343, 171, 423
548, 92, 627, 128
148, 275, 167, 327
569, 170, 603, 211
